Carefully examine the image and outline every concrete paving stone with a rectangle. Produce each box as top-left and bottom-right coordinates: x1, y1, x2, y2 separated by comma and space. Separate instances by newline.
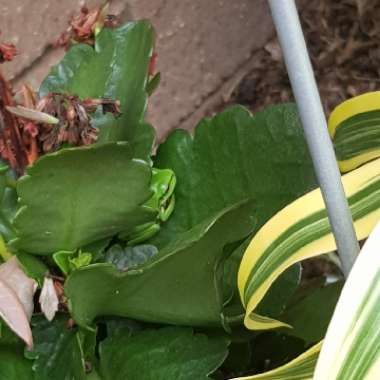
129, 0, 274, 140
8, 0, 130, 89
1, 0, 100, 80
1, 0, 274, 139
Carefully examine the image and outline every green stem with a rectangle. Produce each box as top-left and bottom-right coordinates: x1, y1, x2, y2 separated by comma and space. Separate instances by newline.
5, 177, 17, 189
0, 235, 12, 261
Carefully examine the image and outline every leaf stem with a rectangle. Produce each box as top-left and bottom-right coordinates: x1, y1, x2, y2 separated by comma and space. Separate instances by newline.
0, 235, 12, 261
5, 177, 17, 188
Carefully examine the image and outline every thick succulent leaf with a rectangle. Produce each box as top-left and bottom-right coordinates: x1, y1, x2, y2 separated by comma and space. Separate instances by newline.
230, 342, 321, 380
0, 346, 34, 379
99, 327, 229, 380
314, 221, 380, 380
249, 332, 306, 376
0, 257, 37, 348
238, 158, 380, 330
256, 264, 301, 319
16, 253, 48, 287
0, 165, 17, 242
152, 104, 316, 248
25, 315, 87, 380
86, 371, 102, 380
281, 281, 343, 345
10, 143, 155, 254
105, 317, 146, 338
65, 200, 256, 328
104, 244, 158, 271
152, 105, 316, 316
40, 21, 155, 159
146, 72, 161, 96
221, 341, 252, 375
329, 91, 380, 172
0, 324, 34, 378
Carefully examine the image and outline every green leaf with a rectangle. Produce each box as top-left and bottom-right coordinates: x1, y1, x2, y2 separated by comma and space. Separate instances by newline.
249, 332, 306, 375
333, 110, 380, 163
256, 264, 301, 318
53, 250, 93, 275
328, 91, 380, 172
70, 252, 92, 270
0, 346, 33, 379
314, 221, 380, 379
86, 371, 102, 380
104, 244, 158, 271
151, 104, 316, 248
222, 341, 252, 375
223, 238, 301, 325
83, 238, 111, 262
152, 104, 315, 326
146, 72, 161, 96
16, 253, 48, 287
230, 342, 321, 380
105, 318, 145, 338
40, 21, 155, 159
99, 327, 229, 380
238, 157, 380, 330
0, 323, 33, 379
25, 315, 87, 380
65, 200, 256, 328
53, 251, 75, 275
10, 143, 155, 254
0, 165, 17, 242
281, 281, 343, 345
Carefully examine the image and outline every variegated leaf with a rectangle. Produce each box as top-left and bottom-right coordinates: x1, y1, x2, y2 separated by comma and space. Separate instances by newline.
238, 157, 380, 330
329, 91, 380, 172
314, 221, 380, 380
230, 342, 321, 380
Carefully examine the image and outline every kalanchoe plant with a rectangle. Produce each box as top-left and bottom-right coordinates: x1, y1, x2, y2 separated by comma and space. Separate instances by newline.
0, 4, 380, 380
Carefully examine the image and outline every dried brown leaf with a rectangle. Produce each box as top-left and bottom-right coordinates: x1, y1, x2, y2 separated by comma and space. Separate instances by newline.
0, 257, 37, 348
39, 277, 59, 322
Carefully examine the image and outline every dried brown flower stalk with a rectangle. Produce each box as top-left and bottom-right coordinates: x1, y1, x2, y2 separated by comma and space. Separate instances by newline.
0, 24, 121, 175
0, 42, 17, 63
0, 73, 29, 175
0, 77, 120, 175
56, 3, 120, 49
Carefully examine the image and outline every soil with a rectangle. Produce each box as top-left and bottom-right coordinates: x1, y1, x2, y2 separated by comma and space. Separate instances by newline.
226, 0, 380, 117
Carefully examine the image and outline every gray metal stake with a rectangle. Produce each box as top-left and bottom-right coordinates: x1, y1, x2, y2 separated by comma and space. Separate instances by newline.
268, 0, 359, 277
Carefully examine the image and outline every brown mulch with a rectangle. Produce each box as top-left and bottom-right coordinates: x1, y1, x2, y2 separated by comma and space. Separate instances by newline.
229, 0, 380, 116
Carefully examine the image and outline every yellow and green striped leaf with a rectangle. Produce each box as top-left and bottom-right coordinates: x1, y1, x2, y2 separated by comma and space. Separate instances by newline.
238, 157, 380, 330
314, 221, 380, 380
329, 91, 380, 173
230, 341, 322, 380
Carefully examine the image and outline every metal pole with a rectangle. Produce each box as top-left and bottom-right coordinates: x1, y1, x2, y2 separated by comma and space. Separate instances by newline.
268, 0, 359, 277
